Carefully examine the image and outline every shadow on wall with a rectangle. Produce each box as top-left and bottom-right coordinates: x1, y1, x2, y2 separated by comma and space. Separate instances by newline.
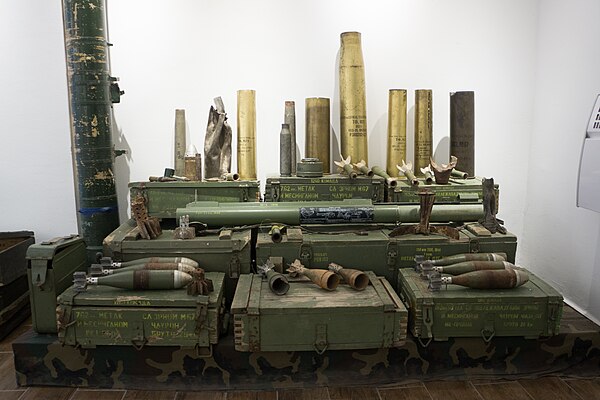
112, 115, 131, 223
331, 47, 341, 174
434, 136, 450, 165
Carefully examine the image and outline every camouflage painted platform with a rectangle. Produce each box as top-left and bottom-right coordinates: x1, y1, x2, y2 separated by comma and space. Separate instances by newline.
13, 305, 599, 390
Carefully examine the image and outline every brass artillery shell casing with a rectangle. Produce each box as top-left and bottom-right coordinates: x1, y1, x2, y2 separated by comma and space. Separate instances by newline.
387, 89, 407, 177
305, 97, 331, 173
237, 90, 257, 180
184, 156, 197, 180
450, 91, 475, 176
280, 124, 292, 177
339, 32, 368, 164
284, 101, 297, 175
414, 90, 433, 174
175, 109, 186, 176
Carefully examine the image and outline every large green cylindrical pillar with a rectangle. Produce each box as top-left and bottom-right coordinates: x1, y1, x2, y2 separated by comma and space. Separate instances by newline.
62, 0, 123, 262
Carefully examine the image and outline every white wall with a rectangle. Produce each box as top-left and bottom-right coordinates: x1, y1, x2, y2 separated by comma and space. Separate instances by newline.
2, 1, 597, 319
522, 0, 600, 324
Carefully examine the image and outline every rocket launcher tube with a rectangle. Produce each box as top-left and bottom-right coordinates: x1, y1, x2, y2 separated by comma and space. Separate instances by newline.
80, 270, 193, 290
439, 268, 528, 289
176, 200, 484, 227
433, 261, 512, 275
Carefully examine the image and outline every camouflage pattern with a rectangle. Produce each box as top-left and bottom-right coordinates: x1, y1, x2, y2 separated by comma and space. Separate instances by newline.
13, 305, 599, 390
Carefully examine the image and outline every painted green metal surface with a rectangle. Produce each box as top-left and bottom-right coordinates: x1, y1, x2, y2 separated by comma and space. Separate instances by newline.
232, 272, 406, 352
386, 177, 499, 208
255, 223, 517, 290
103, 219, 251, 300
264, 175, 385, 203
26, 235, 88, 333
177, 199, 484, 227
0, 231, 34, 286
398, 268, 563, 342
63, 0, 123, 262
129, 180, 261, 219
57, 272, 224, 349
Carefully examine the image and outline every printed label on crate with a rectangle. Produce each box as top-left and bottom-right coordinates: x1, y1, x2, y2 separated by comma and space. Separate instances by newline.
299, 206, 374, 224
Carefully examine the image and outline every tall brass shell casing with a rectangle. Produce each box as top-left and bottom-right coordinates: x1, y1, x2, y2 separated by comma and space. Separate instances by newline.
174, 109, 186, 178
284, 101, 297, 175
339, 32, 368, 164
305, 97, 331, 173
387, 89, 407, 177
414, 89, 433, 174
237, 90, 257, 180
450, 91, 475, 176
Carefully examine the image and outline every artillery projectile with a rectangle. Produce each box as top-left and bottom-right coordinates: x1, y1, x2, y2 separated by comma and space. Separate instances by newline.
428, 261, 512, 276
91, 262, 199, 277
99, 256, 199, 269
431, 268, 528, 290
258, 260, 290, 296
328, 263, 370, 290
287, 260, 339, 291
74, 270, 193, 291
415, 252, 507, 267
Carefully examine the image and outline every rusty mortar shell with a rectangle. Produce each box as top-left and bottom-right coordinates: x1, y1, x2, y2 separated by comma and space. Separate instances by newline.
328, 263, 370, 290
434, 261, 512, 275
284, 101, 297, 175
237, 89, 257, 180
339, 32, 368, 164
371, 166, 397, 187
280, 123, 292, 177
387, 89, 407, 177
175, 109, 186, 176
440, 267, 529, 290
305, 97, 331, 173
450, 91, 475, 176
414, 89, 433, 174
287, 259, 339, 291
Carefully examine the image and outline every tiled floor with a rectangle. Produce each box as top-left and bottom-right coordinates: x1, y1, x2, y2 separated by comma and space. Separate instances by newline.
1, 319, 599, 400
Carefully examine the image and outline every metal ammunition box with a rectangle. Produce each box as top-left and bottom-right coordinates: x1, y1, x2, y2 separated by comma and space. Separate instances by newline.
398, 268, 563, 344
255, 224, 517, 289
0, 231, 35, 286
26, 235, 87, 333
386, 178, 499, 208
232, 272, 406, 352
264, 175, 385, 203
103, 219, 252, 299
56, 272, 225, 350
129, 180, 261, 219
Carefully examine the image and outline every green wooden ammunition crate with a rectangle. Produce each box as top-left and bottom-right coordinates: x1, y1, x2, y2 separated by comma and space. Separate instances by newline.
231, 271, 407, 352
103, 219, 252, 300
26, 235, 87, 334
57, 272, 225, 350
398, 268, 563, 343
255, 223, 517, 290
264, 175, 385, 203
386, 177, 499, 209
0, 231, 35, 286
129, 180, 261, 219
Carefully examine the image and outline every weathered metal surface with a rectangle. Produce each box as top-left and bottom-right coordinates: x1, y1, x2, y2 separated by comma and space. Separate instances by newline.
387, 89, 407, 177
128, 180, 260, 219
305, 98, 331, 173
385, 177, 499, 209
296, 158, 324, 178
339, 32, 368, 163
204, 97, 232, 179
130, 195, 161, 240
232, 272, 406, 352
287, 260, 340, 291
256, 223, 517, 289
328, 263, 370, 291
177, 200, 484, 227
414, 89, 433, 174
13, 305, 599, 389
0, 231, 34, 285
26, 235, 87, 333
284, 101, 297, 175
174, 109, 186, 176
279, 124, 292, 177
399, 268, 563, 342
63, 0, 122, 262
56, 272, 224, 349
265, 175, 384, 203
433, 266, 528, 290
431, 156, 457, 184
480, 178, 506, 234
237, 90, 257, 180
450, 91, 475, 176
76, 269, 194, 291
103, 220, 252, 300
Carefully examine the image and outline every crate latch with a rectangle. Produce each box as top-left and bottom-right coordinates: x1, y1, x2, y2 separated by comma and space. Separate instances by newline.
30, 260, 49, 288
229, 254, 241, 278
481, 315, 495, 342
419, 300, 434, 347
300, 244, 312, 266
195, 296, 209, 334
470, 239, 480, 253
131, 321, 147, 350
240, 187, 249, 202
386, 242, 398, 270
314, 324, 328, 354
